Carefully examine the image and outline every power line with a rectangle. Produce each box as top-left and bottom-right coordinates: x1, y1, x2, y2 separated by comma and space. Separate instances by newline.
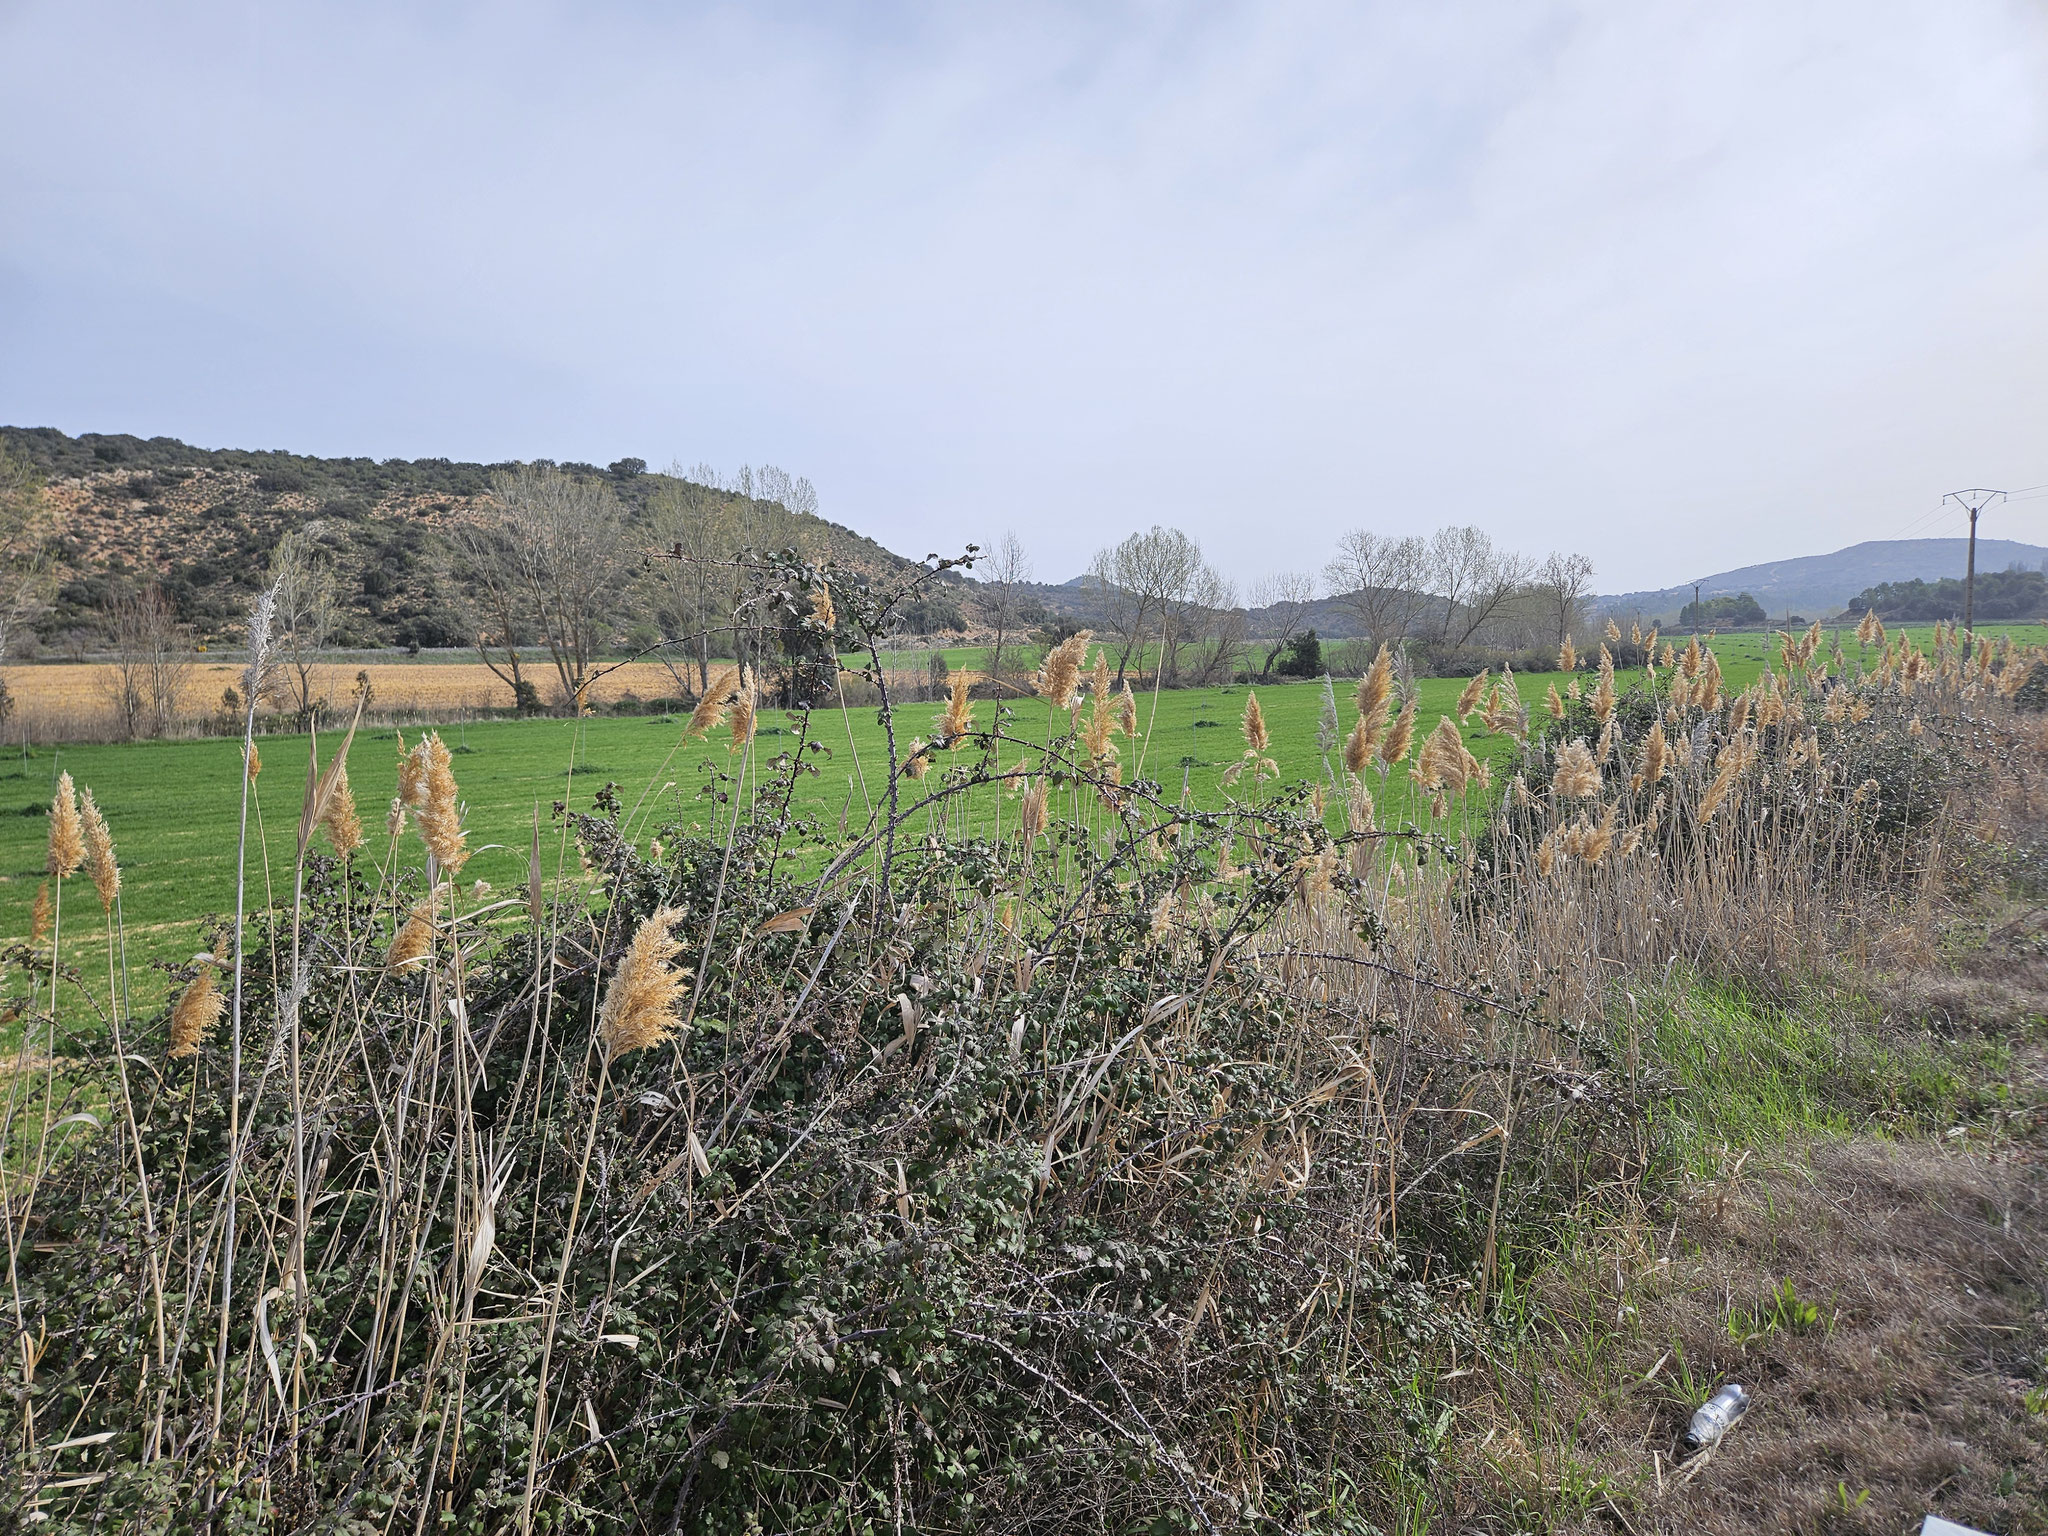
1944, 488, 2008, 634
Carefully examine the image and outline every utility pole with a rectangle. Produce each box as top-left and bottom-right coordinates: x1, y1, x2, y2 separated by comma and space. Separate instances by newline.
1692, 583, 1701, 631
1944, 488, 2007, 637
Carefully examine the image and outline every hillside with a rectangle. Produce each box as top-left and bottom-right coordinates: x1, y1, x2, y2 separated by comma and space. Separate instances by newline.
0, 427, 915, 649
1598, 537, 2048, 624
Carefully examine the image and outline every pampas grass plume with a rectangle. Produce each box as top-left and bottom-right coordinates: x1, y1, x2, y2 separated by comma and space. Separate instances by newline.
47, 771, 83, 879
1551, 740, 1601, 798
29, 882, 50, 947
1354, 644, 1393, 722
167, 966, 222, 1059
80, 787, 119, 912
1241, 691, 1269, 754
599, 908, 691, 1063
1379, 697, 1416, 768
1455, 669, 1488, 720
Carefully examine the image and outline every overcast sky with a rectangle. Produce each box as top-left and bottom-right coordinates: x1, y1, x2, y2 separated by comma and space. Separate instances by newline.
3, 2, 2045, 593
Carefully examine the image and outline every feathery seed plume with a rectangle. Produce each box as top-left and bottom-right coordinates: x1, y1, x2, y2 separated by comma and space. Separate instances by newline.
386, 797, 408, 839
1034, 630, 1093, 711
406, 734, 469, 873
1605, 618, 1622, 642
1680, 636, 1703, 678
47, 771, 83, 879
1640, 719, 1668, 786
385, 897, 437, 972
244, 742, 262, 781
904, 738, 931, 779
1342, 713, 1374, 775
599, 908, 691, 1063
1116, 681, 1138, 738
1018, 778, 1048, 842
729, 666, 756, 751
1091, 650, 1111, 707
1545, 682, 1566, 720
1379, 697, 1417, 768
1557, 636, 1577, 673
321, 763, 364, 857
940, 671, 974, 746
811, 584, 835, 632
1727, 691, 1752, 738
167, 966, 222, 1059
1630, 621, 1642, 645
29, 882, 50, 947
1551, 740, 1601, 798
1455, 669, 1489, 721
1592, 646, 1616, 723
1354, 644, 1394, 723
1241, 691, 1270, 754
688, 666, 740, 736
80, 788, 119, 912
1416, 716, 1468, 794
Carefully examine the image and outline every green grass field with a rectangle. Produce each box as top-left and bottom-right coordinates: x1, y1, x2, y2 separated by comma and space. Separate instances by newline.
8, 621, 2040, 1031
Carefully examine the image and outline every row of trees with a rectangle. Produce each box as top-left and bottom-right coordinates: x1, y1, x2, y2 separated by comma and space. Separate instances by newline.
975, 523, 1598, 692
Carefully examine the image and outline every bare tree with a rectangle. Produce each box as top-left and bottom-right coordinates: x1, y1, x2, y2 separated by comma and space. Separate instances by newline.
269, 529, 339, 726
453, 519, 540, 711
1249, 572, 1319, 678
102, 584, 194, 739
1324, 530, 1427, 654
1089, 526, 1207, 685
478, 465, 632, 711
1531, 551, 1597, 648
1419, 526, 1534, 648
646, 471, 739, 696
982, 532, 1034, 695
1181, 581, 1247, 685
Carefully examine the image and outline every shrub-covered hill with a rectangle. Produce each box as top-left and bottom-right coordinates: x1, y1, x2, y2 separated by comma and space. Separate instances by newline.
0, 426, 919, 650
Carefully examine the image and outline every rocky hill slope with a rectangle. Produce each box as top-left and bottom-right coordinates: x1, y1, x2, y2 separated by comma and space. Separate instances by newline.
0, 427, 916, 650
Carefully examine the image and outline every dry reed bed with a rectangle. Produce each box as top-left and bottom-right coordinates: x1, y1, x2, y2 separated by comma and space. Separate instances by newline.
4, 572, 2039, 1532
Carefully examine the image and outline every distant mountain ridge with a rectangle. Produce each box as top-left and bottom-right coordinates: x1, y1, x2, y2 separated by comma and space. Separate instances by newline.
1597, 538, 2048, 624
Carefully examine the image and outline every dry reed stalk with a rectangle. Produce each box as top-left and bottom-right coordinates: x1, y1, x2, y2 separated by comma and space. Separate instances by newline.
166, 967, 222, 1058
599, 909, 691, 1063
80, 787, 119, 912
811, 585, 835, 632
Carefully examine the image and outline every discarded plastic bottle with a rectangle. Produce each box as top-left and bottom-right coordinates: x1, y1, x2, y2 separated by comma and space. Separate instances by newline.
1683, 1383, 1749, 1450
